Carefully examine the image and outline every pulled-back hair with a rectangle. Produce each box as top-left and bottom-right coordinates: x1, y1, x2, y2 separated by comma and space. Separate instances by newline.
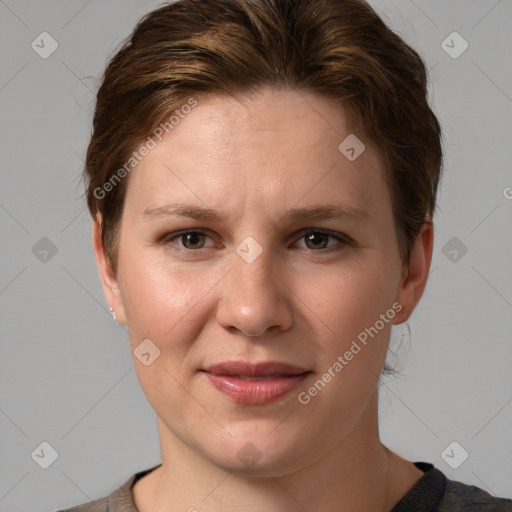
84, 0, 443, 274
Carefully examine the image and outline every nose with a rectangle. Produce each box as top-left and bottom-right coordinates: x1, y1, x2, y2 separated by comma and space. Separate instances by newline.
216, 246, 294, 337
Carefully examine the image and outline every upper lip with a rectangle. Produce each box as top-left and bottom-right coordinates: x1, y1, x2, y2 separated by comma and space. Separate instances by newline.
203, 361, 309, 377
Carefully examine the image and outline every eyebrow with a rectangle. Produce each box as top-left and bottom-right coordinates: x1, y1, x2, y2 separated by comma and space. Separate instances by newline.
142, 202, 369, 223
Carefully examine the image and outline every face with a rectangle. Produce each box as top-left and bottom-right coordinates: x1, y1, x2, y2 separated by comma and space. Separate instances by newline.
95, 87, 431, 476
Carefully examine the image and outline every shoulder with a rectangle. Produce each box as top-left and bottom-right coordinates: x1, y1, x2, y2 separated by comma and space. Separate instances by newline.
53, 495, 108, 512
53, 464, 161, 512
395, 462, 512, 512
438, 478, 512, 511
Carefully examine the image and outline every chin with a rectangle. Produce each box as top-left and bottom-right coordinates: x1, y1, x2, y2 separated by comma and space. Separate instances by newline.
215, 451, 293, 477
205, 429, 301, 477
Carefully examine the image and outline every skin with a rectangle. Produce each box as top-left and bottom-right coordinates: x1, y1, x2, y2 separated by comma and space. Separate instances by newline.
93, 87, 433, 511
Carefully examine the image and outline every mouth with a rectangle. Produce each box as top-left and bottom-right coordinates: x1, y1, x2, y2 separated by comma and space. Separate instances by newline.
201, 361, 311, 405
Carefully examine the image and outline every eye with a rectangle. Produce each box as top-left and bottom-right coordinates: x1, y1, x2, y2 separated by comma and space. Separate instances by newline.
293, 229, 350, 252
163, 230, 217, 251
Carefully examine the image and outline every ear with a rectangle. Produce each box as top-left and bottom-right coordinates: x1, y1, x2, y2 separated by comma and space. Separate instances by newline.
393, 217, 434, 325
92, 214, 126, 325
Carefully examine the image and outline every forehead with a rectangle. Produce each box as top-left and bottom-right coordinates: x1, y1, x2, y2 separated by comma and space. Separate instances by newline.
124, 87, 391, 223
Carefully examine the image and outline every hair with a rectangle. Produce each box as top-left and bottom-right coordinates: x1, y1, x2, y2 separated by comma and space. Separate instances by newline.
84, 0, 443, 278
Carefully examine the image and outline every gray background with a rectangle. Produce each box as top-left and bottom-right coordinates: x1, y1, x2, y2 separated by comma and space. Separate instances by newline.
0, 1, 511, 510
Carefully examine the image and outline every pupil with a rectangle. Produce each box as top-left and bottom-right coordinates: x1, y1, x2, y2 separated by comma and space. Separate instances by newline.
185, 233, 203, 248
307, 232, 327, 249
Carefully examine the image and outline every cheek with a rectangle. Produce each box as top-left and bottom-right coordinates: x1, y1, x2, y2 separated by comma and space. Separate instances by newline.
118, 251, 205, 413
298, 267, 397, 414
313, 260, 398, 336
304, 259, 401, 403
118, 241, 223, 356
118, 234, 184, 321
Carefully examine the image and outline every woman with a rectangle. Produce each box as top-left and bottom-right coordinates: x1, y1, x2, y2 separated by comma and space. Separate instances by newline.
57, 0, 512, 510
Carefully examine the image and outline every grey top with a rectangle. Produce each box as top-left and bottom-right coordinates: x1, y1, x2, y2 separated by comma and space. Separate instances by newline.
55, 462, 512, 512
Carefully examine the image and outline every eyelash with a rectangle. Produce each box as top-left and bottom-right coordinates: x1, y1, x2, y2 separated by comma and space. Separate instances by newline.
159, 229, 352, 255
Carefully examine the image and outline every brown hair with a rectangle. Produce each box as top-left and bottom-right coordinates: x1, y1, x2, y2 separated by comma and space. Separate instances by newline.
84, 0, 443, 275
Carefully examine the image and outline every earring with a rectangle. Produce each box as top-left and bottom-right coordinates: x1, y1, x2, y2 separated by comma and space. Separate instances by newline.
110, 307, 117, 322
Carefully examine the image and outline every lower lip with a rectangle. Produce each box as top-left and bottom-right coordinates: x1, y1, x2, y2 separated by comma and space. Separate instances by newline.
203, 372, 310, 405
